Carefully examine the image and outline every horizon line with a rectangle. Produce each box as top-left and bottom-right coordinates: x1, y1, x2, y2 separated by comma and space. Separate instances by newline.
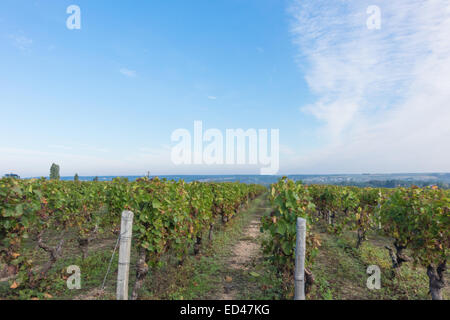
14, 171, 450, 179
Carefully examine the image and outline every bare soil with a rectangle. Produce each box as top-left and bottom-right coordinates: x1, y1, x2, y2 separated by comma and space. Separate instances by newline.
217, 203, 268, 300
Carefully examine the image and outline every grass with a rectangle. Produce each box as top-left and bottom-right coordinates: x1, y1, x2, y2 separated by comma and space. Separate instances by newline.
303, 224, 449, 300
139, 194, 279, 300
2, 195, 273, 300
236, 215, 285, 300
2, 197, 448, 300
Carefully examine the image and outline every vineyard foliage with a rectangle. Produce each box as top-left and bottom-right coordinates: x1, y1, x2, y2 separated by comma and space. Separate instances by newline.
378, 186, 449, 267
0, 177, 265, 292
262, 177, 449, 299
261, 179, 319, 272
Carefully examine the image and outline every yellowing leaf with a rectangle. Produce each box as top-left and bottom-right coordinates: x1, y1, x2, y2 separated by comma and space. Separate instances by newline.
10, 281, 19, 289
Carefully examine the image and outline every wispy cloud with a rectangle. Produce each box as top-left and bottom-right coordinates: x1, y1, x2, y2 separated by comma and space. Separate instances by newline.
0, 146, 171, 177
288, 0, 450, 173
207, 96, 217, 100
0, 147, 118, 177
49, 144, 109, 153
10, 34, 33, 52
119, 68, 137, 78
78, 144, 110, 153
280, 144, 296, 156
49, 145, 73, 151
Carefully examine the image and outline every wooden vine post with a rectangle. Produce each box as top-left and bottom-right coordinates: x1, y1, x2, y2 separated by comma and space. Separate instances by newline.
116, 210, 134, 300
294, 217, 306, 300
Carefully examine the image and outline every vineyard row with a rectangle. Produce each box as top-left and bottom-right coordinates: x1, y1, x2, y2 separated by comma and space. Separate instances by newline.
262, 178, 449, 300
0, 177, 266, 299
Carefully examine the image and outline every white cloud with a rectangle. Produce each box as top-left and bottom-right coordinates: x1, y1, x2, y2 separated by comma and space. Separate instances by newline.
288, 0, 450, 173
208, 96, 217, 100
119, 68, 137, 78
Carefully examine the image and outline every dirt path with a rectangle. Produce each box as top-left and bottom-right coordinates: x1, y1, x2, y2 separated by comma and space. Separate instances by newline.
217, 199, 270, 300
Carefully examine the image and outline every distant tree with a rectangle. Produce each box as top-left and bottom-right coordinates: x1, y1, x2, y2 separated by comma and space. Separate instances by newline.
74, 173, 79, 181
50, 163, 60, 180
93, 176, 99, 182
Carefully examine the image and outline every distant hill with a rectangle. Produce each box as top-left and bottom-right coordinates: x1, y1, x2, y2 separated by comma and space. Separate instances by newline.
23, 173, 450, 189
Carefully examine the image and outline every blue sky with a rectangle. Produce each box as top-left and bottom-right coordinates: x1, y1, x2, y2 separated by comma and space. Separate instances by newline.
1, 0, 449, 177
